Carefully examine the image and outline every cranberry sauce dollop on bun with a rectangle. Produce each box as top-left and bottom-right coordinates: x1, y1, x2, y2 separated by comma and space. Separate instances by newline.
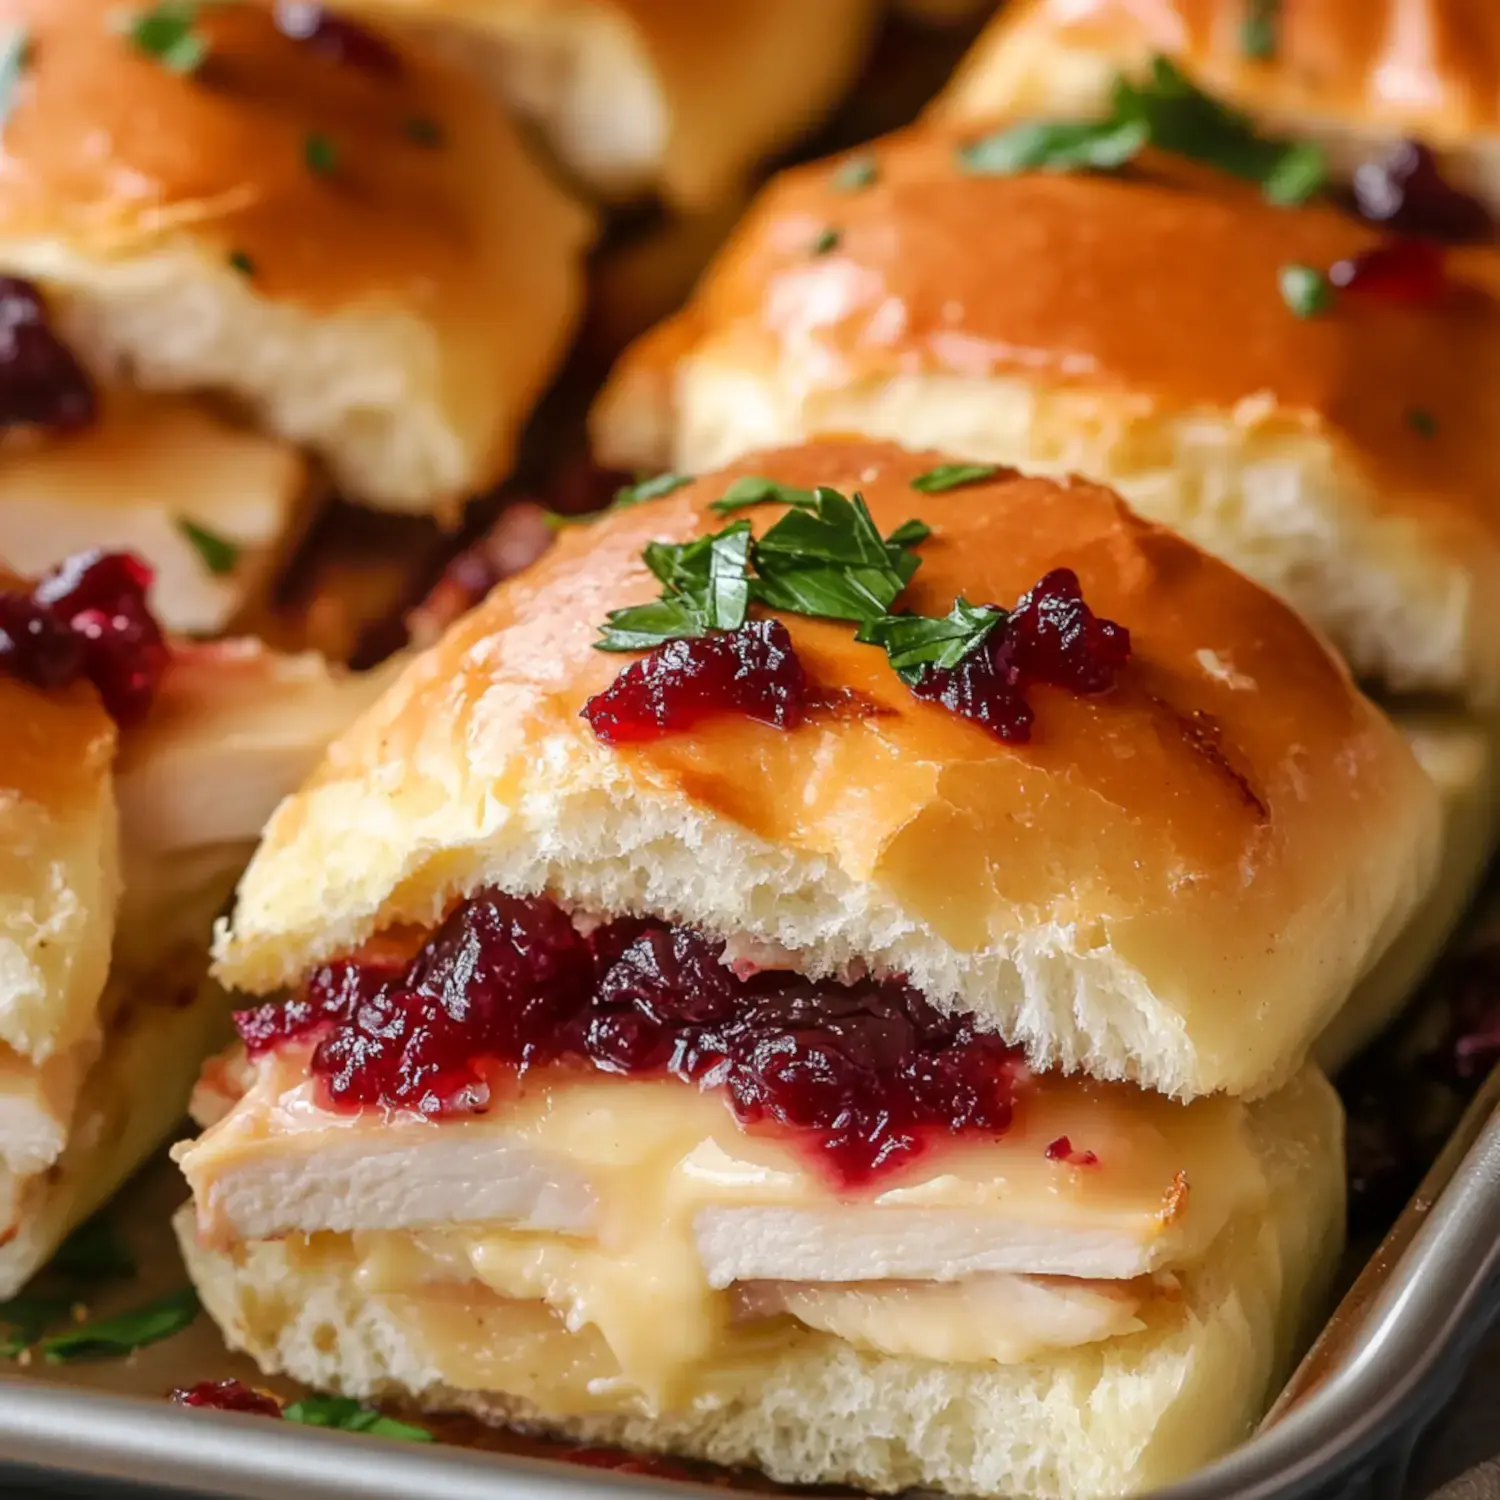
176, 442, 1428, 1498
591, 126, 1500, 707
0, 550, 390, 1296
936, 0, 1500, 228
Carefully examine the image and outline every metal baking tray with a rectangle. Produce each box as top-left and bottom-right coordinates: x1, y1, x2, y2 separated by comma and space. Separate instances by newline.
1, 911, 1498, 1500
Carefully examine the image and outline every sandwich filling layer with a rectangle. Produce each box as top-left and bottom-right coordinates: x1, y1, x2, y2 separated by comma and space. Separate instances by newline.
179, 889, 1283, 1412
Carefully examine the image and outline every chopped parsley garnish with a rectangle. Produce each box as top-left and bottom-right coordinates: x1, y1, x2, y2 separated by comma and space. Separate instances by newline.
283, 1396, 433, 1441
710, 475, 817, 513
615, 472, 693, 508
0, 1296, 67, 1358
910, 463, 998, 494
958, 55, 1325, 206
958, 116, 1148, 177
226, 249, 255, 277
304, 131, 338, 176
403, 115, 444, 149
1279, 262, 1333, 318
176, 516, 240, 575
811, 227, 841, 256
595, 484, 928, 652
1407, 407, 1439, 439
1241, 0, 1279, 60
122, 1, 208, 74
857, 598, 1005, 679
0, 26, 30, 127
832, 156, 878, 192
40, 1286, 199, 1362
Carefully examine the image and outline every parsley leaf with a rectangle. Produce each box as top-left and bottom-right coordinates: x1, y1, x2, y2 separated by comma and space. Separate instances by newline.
811, 227, 841, 256
910, 463, 998, 494
176, 516, 239, 575
283, 1396, 433, 1442
0, 26, 29, 127
858, 598, 1005, 679
41, 1286, 199, 1362
1280, 263, 1333, 318
709, 475, 817, 513
1241, 0, 1279, 60
598, 520, 753, 650
50, 1215, 136, 1280
958, 54, 1324, 206
227, 249, 255, 276
614, 472, 692, 509
958, 116, 1148, 177
122, 1, 208, 74
832, 156, 878, 192
304, 131, 338, 176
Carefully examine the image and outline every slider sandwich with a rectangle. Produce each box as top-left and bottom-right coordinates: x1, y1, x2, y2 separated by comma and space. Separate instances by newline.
0, 550, 388, 1293
0, 0, 590, 568
305, 0, 881, 208
591, 117, 1500, 1059
177, 441, 1436, 1498
936, 0, 1500, 229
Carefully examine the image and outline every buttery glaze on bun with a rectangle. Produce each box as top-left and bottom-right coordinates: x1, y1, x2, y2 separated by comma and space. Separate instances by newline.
318, 0, 879, 207
0, 0, 591, 512
215, 440, 1438, 1100
592, 131, 1500, 701
935, 0, 1500, 209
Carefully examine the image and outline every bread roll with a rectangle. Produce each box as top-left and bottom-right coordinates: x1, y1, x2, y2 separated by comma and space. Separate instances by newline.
318, 0, 879, 206
592, 133, 1500, 701
177, 1066, 1344, 1500
935, 0, 1500, 215
0, 0, 590, 512
213, 439, 1437, 1100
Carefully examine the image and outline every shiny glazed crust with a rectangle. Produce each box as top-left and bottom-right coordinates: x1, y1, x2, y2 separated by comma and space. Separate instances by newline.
590, 131, 1500, 700
319, 0, 879, 206
0, 0, 591, 510
213, 440, 1439, 1100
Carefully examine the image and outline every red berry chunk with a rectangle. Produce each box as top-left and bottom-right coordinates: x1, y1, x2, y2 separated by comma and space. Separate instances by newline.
1329, 238, 1448, 305
252, 894, 1027, 1187
273, 1, 402, 75
1045, 1134, 1099, 1167
0, 551, 168, 725
0, 277, 96, 433
1352, 140, 1492, 244
583, 620, 808, 744
912, 568, 1129, 742
171, 1380, 282, 1418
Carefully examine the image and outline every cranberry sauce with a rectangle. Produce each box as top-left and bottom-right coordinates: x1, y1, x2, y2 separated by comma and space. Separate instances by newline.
912, 568, 1130, 743
273, 1, 402, 76
0, 550, 168, 724
1352, 141, 1492, 243
583, 619, 808, 744
0, 277, 97, 433
1329, 238, 1448, 305
236, 892, 1027, 1187
171, 1380, 282, 1418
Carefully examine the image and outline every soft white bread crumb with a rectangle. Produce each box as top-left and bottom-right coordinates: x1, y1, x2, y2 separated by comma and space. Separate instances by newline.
327, 0, 879, 207
0, 0, 591, 513
178, 1067, 1345, 1500
213, 442, 1440, 1101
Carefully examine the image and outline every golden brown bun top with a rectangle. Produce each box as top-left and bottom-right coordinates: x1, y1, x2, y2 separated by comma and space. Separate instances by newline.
0, 0, 562, 309
0, 566, 116, 816
948, 0, 1500, 141
610, 129, 1500, 538
220, 440, 1433, 1060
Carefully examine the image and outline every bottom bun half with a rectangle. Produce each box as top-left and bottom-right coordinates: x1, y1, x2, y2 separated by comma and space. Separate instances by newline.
178, 1067, 1344, 1500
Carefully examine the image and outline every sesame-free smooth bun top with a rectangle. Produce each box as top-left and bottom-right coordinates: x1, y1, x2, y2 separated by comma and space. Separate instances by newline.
592, 130, 1500, 699
936, 0, 1500, 144
0, 0, 590, 510
216, 441, 1439, 1100
0, 565, 119, 1065
321, 0, 878, 207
